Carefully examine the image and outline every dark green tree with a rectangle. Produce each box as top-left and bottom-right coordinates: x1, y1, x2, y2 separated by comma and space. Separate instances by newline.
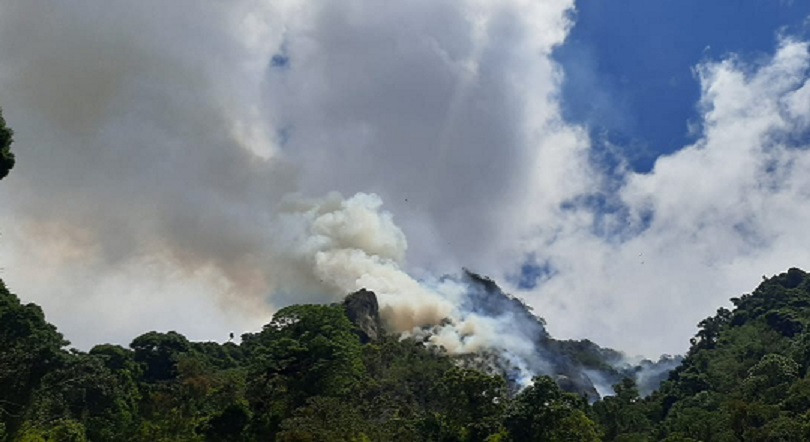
430, 367, 507, 441
0, 107, 14, 180
0, 279, 68, 438
130, 331, 192, 382
503, 376, 600, 442
23, 351, 140, 441
200, 402, 251, 442
592, 378, 654, 441
242, 304, 364, 439
276, 396, 370, 442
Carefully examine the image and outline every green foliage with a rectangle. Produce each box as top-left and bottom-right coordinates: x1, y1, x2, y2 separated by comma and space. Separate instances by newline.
24, 351, 140, 441
276, 396, 370, 442
0, 107, 13, 180
17, 419, 87, 442
434, 367, 508, 440
742, 354, 799, 403
689, 307, 731, 351
357, 337, 460, 440
503, 376, 600, 441
199, 401, 250, 442
6, 269, 810, 441
242, 304, 365, 439
0, 279, 68, 437
135, 350, 248, 441
131, 331, 192, 382
43, 419, 87, 442
597, 268, 810, 441
660, 392, 735, 441
592, 378, 655, 440
246, 304, 365, 397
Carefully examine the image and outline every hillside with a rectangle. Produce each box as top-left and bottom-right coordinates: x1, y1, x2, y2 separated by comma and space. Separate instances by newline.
438, 271, 680, 400
594, 268, 810, 441
2, 269, 810, 441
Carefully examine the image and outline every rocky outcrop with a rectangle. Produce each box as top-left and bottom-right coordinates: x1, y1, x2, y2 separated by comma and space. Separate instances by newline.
343, 289, 384, 343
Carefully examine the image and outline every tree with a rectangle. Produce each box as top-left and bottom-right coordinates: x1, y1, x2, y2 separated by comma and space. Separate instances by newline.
130, 331, 191, 382
356, 336, 457, 440
0, 279, 68, 437
592, 378, 654, 440
242, 304, 365, 439
276, 396, 370, 442
689, 308, 731, 351
200, 402, 251, 442
248, 304, 365, 400
503, 376, 600, 442
660, 392, 734, 441
433, 367, 507, 441
742, 354, 799, 404
23, 352, 140, 442
0, 107, 14, 180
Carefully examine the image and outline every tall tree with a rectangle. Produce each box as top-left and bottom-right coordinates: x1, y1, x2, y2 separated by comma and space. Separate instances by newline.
0, 279, 68, 437
0, 107, 14, 180
242, 304, 365, 439
503, 376, 600, 442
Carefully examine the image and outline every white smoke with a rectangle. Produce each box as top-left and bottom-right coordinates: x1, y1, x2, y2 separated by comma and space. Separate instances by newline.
266, 193, 525, 354
2, 0, 809, 370
267, 192, 454, 330
260, 191, 563, 387
0, 0, 581, 350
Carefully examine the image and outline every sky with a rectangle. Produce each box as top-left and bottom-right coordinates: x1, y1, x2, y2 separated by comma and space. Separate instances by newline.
1, 0, 810, 358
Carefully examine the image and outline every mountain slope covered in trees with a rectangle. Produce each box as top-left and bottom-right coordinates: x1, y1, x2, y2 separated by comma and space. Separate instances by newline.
595, 268, 810, 441
3, 268, 810, 441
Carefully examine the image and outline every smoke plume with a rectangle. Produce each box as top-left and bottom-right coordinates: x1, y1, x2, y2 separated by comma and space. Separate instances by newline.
2, 1, 810, 372
0, 0, 583, 348
265, 193, 675, 395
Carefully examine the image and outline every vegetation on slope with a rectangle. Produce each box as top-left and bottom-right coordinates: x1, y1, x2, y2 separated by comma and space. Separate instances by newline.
3, 268, 810, 441
0, 280, 602, 441
594, 268, 810, 441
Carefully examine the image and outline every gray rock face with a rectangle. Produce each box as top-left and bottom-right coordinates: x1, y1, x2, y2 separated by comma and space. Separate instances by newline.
343, 289, 384, 342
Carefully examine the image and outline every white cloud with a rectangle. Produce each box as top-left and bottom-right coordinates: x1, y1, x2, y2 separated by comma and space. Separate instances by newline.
266, 0, 582, 271
524, 39, 810, 356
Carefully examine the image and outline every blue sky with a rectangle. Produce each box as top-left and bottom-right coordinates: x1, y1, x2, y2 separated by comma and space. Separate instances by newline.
557, 0, 810, 172
513, 0, 810, 292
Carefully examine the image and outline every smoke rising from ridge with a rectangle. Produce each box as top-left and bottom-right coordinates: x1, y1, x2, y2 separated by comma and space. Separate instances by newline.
0, 0, 583, 349
266, 192, 605, 390
268, 193, 535, 368
1, 0, 810, 364
268, 192, 454, 332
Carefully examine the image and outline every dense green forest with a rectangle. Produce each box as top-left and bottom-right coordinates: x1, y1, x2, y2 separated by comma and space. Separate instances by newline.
4, 269, 810, 441
6, 110, 810, 440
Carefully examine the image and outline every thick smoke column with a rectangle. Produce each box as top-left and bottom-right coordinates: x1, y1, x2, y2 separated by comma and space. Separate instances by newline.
265, 192, 552, 384
265, 192, 670, 395
267, 192, 454, 330
0, 1, 685, 393
0, 0, 586, 349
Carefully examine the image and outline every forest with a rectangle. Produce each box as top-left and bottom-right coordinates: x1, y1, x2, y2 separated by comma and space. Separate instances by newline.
4, 262, 810, 441
5, 111, 810, 441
